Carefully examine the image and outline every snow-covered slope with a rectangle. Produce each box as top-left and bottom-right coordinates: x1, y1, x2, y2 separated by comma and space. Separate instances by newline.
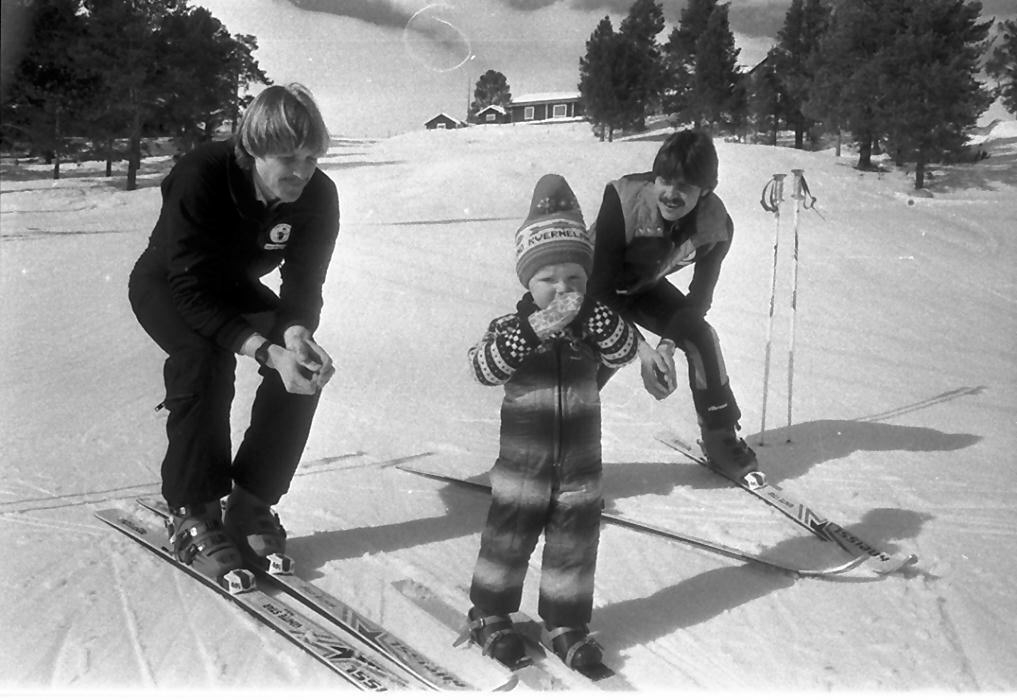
2, 119, 1015, 693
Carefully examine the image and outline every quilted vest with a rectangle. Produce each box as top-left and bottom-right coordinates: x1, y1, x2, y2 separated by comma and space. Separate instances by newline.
608, 175, 731, 293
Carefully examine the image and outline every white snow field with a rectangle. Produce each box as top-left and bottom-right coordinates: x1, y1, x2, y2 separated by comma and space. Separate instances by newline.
2, 118, 1016, 695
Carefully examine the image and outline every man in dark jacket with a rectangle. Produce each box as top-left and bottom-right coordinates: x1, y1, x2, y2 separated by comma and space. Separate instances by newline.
588, 129, 757, 478
128, 84, 339, 578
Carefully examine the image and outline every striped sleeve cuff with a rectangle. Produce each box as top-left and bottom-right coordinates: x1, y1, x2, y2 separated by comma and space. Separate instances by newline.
468, 315, 538, 385
585, 302, 638, 368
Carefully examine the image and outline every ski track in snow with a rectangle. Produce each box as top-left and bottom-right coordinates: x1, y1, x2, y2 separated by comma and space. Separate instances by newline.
3, 120, 1017, 692
109, 550, 157, 687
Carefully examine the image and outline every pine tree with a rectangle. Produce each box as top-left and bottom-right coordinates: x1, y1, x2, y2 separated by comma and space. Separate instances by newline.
691, 3, 742, 129
663, 0, 741, 129
617, 0, 665, 130
805, 0, 889, 168
773, 0, 830, 148
470, 70, 511, 120
663, 0, 717, 122
579, 16, 622, 140
986, 18, 1017, 116
875, 0, 993, 189
1, 0, 94, 179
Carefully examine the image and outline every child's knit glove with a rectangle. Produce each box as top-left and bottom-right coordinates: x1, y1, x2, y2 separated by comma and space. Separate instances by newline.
523, 292, 584, 340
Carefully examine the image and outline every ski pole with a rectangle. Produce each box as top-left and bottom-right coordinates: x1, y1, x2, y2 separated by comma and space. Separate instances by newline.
785, 169, 806, 443
758, 173, 785, 446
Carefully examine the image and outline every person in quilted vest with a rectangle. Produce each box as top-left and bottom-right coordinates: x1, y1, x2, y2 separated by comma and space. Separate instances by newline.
463, 174, 637, 672
588, 129, 758, 478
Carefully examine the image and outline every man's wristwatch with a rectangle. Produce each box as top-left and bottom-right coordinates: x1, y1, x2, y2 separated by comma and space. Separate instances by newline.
254, 340, 274, 366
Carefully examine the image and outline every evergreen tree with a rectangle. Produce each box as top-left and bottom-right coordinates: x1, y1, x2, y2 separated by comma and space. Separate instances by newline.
154, 7, 269, 146
470, 69, 511, 120
579, 16, 622, 141
805, 0, 888, 168
986, 18, 1017, 115
691, 3, 742, 129
876, 0, 993, 189
225, 34, 270, 132
0, 0, 94, 179
772, 0, 830, 148
617, 0, 665, 130
79, 0, 183, 190
663, 0, 717, 122
663, 0, 741, 129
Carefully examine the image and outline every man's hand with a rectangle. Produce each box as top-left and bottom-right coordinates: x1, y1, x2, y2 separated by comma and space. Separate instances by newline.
266, 345, 320, 395
283, 326, 335, 391
638, 338, 677, 400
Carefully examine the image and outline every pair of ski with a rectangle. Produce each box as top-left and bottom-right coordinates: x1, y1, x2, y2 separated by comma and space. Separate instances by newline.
653, 432, 918, 576
394, 434, 916, 579
391, 578, 617, 690
96, 501, 515, 691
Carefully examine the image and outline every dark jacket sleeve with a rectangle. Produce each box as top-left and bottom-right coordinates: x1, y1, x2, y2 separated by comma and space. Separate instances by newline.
277, 173, 341, 334
588, 183, 629, 312
686, 215, 733, 315
161, 161, 254, 351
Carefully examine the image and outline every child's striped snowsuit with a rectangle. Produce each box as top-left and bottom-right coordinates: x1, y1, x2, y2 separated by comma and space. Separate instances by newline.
467, 299, 636, 627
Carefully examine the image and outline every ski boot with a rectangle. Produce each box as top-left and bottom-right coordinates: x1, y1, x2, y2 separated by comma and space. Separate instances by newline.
542, 624, 603, 671
459, 607, 527, 668
168, 500, 244, 580
700, 423, 759, 482
223, 485, 287, 563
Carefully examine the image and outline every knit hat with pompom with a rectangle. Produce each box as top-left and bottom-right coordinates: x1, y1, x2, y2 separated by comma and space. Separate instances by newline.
514, 174, 593, 286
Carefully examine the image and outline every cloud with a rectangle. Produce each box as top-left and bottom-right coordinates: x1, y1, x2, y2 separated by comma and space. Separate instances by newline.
499, 0, 630, 13
497, 0, 787, 38
501, 0, 561, 9
285, 0, 415, 28
284, 0, 471, 60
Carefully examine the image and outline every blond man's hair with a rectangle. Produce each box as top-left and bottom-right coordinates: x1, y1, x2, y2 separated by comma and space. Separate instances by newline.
235, 83, 330, 168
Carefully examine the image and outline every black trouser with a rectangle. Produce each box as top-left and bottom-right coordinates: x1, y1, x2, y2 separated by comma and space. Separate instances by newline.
128, 273, 320, 508
597, 280, 740, 429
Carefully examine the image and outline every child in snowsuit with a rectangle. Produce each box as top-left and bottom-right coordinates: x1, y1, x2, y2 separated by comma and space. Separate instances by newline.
465, 174, 638, 671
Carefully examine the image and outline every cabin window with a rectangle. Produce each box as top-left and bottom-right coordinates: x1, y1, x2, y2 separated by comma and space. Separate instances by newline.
552, 103, 568, 118
524, 106, 535, 121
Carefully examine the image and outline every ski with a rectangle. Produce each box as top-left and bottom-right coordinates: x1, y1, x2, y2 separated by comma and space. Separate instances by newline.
395, 464, 869, 579
391, 579, 614, 690
654, 432, 918, 575
95, 508, 417, 691
135, 498, 510, 692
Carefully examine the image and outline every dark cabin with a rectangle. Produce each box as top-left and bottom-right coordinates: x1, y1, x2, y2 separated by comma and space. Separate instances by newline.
508, 92, 584, 123
473, 104, 511, 125
425, 113, 464, 130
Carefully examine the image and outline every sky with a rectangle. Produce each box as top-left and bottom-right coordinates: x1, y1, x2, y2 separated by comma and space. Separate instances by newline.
3, 0, 1010, 138
191, 0, 797, 137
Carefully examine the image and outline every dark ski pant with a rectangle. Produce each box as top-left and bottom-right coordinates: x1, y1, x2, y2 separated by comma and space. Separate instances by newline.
598, 279, 740, 429
470, 456, 602, 628
128, 274, 319, 509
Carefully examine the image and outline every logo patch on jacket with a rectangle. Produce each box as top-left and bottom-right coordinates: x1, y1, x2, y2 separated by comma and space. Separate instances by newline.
265, 223, 291, 250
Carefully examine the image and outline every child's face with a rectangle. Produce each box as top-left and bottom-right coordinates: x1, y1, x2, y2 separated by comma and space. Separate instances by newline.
653, 176, 703, 222
527, 263, 588, 309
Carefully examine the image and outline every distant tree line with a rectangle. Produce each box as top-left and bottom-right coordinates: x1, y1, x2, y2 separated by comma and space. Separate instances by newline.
579, 0, 1012, 189
1, 0, 268, 190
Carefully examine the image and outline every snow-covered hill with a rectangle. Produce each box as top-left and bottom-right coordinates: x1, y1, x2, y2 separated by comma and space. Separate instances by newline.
2, 119, 1015, 694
